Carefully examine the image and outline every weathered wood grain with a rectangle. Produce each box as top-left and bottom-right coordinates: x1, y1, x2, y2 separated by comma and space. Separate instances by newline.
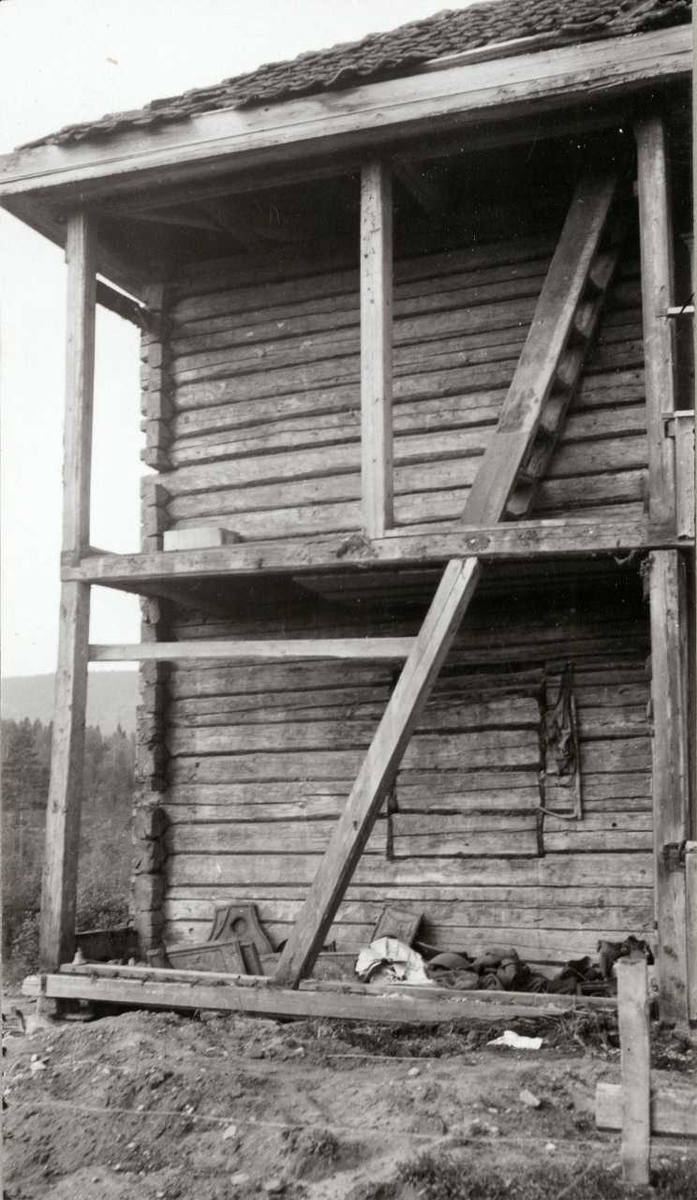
635, 116, 678, 532
40, 212, 96, 973
617, 958, 651, 1185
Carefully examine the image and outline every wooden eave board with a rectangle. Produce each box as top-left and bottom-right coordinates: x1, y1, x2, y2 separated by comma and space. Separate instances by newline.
0, 28, 689, 211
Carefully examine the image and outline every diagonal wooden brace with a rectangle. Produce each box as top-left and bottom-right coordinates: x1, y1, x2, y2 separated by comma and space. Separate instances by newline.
274, 170, 620, 988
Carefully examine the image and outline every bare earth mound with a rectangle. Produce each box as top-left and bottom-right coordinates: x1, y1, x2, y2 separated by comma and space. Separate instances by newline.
2, 1003, 695, 1199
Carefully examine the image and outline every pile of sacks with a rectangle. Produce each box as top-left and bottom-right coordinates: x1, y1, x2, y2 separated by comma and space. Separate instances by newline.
355, 935, 653, 995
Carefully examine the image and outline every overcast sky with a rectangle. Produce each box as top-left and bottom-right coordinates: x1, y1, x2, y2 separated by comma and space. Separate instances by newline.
0, 0, 471, 677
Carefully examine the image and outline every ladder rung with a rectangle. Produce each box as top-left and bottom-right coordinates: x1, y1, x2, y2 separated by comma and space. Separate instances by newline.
572, 300, 597, 341
539, 394, 568, 437
556, 344, 586, 390
587, 249, 619, 295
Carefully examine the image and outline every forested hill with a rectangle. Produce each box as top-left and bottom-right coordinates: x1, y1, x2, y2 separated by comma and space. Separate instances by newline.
1, 672, 138, 733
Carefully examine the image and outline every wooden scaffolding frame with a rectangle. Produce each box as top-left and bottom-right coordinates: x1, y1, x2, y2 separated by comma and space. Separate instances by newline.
36, 115, 695, 1025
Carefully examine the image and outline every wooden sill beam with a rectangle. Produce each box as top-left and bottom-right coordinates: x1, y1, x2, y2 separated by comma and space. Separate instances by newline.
61, 517, 679, 591
23, 967, 616, 1024
0, 28, 688, 206
88, 638, 414, 663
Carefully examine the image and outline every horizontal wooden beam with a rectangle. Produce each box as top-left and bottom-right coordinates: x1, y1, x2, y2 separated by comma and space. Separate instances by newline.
95, 280, 156, 329
62, 518, 687, 591
94, 103, 632, 223
596, 1082, 697, 1139
88, 638, 415, 663
24, 966, 616, 1023
0, 28, 688, 206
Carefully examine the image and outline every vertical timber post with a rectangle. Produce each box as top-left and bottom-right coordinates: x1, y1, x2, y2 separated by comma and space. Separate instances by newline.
39, 212, 96, 971
636, 116, 691, 1025
617, 957, 651, 1186
360, 160, 393, 537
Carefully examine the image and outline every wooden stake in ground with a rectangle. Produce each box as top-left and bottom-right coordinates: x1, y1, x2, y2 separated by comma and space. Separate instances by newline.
617, 957, 651, 1186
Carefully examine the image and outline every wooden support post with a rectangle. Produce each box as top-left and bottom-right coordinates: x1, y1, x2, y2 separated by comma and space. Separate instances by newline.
649, 551, 691, 1026
616, 958, 651, 1186
360, 160, 393, 537
636, 117, 691, 1023
40, 212, 96, 971
635, 116, 678, 534
686, 843, 697, 1023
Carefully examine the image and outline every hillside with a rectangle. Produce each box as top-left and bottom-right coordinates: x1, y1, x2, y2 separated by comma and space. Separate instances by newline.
1, 672, 138, 733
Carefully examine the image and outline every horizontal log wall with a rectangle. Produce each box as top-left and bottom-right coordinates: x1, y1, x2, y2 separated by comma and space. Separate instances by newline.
158, 579, 653, 969
142, 228, 647, 542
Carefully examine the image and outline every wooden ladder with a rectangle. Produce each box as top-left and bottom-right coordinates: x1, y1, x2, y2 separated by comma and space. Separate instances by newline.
275, 171, 624, 987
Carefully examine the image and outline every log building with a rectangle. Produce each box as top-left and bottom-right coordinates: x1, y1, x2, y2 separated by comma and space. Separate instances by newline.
3, 0, 695, 1025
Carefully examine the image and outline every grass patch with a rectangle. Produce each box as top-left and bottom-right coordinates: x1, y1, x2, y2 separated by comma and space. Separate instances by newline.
387, 1149, 697, 1200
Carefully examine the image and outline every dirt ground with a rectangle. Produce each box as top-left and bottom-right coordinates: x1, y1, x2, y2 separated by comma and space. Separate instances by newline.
2, 996, 696, 1200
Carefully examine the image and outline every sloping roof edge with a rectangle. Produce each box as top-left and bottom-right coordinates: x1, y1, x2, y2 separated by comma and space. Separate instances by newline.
17, 0, 691, 151
0, 23, 690, 214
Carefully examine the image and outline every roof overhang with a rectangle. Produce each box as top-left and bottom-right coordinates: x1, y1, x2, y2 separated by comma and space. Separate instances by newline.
0, 24, 690, 293
1, 26, 690, 203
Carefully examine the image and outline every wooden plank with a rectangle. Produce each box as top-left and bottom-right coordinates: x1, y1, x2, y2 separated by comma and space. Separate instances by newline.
360, 160, 393, 537
0, 27, 688, 202
88, 638, 414, 663
617, 958, 651, 1185
164, 398, 647, 472
168, 851, 654, 890
596, 1082, 697, 1138
274, 557, 482, 984
25, 970, 613, 1023
168, 724, 538, 757
166, 882, 654, 907
40, 211, 96, 972
166, 820, 388, 856
164, 895, 653, 933
649, 551, 691, 1025
635, 115, 678, 534
62, 517, 667, 590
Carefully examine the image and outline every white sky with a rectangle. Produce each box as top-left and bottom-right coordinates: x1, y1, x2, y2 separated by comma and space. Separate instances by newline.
0, 0, 473, 676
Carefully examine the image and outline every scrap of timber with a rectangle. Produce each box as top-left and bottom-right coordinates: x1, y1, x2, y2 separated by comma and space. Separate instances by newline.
274, 170, 622, 988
